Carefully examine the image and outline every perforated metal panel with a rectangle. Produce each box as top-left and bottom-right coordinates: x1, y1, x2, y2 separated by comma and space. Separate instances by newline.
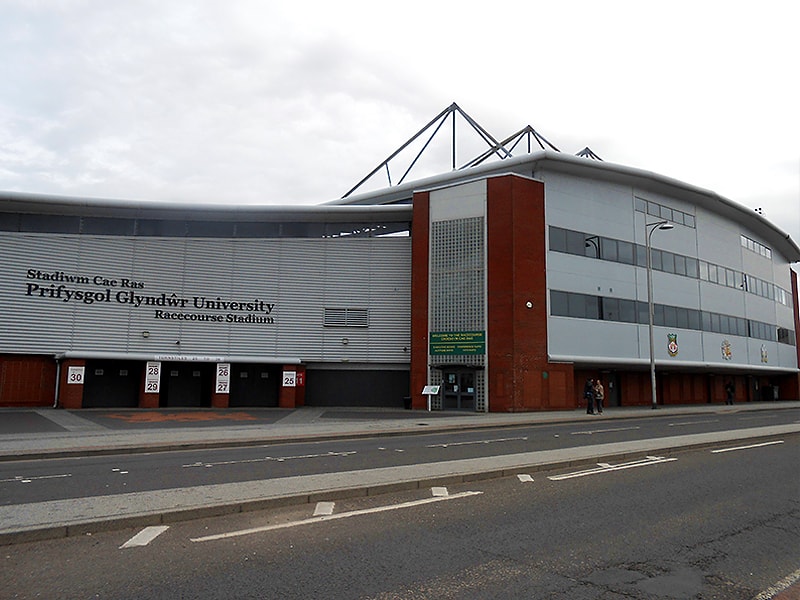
429, 217, 486, 368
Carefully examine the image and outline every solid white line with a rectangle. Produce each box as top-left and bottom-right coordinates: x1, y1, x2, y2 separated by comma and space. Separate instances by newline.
313, 502, 335, 516
548, 456, 677, 481
711, 440, 784, 453
517, 474, 534, 483
120, 526, 170, 549
191, 491, 484, 543
426, 436, 527, 448
182, 451, 356, 468
752, 567, 800, 600
571, 426, 641, 436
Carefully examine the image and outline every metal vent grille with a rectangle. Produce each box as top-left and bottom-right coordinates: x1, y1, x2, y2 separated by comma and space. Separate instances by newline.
324, 307, 369, 328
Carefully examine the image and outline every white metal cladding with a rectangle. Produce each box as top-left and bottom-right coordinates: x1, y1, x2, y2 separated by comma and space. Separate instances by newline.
1, 233, 411, 363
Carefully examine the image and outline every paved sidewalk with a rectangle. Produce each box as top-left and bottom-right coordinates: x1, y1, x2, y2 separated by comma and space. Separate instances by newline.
1, 401, 798, 545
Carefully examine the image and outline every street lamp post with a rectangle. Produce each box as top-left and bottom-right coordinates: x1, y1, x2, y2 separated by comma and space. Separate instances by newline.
645, 220, 673, 409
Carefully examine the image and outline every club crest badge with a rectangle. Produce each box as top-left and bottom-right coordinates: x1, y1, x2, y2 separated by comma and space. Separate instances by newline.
760, 344, 768, 363
721, 339, 732, 361
667, 333, 678, 357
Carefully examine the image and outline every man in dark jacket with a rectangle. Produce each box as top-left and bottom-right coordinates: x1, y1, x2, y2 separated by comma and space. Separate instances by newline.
584, 379, 595, 414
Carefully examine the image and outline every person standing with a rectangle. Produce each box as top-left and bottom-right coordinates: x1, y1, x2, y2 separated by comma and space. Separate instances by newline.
583, 378, 595, 414
594, 379, 605, 414
725, 380, 735, 405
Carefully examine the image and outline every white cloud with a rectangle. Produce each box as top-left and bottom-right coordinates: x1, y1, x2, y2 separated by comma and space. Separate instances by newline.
0, 1, 797, 247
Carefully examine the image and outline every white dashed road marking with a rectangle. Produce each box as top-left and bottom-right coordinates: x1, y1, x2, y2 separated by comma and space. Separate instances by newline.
192, 491, 484, 543
120, 526, 170, 549
517, 474, 534, 483
571, 426, 640, 436
0, 474, 72, 484
431, 487, 449, 497
313, 502, 335, 516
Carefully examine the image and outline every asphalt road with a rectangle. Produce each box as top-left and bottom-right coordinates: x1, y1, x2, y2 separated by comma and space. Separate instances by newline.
3, 437, 797, 599
2, 410, 797, 505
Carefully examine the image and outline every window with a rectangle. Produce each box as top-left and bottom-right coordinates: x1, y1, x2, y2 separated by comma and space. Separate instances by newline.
549, 227, 567, 252
699, 261, 709, 281
651, 249, 663, 271
82, 217, 135, 235
674, 254, 687, 276
617, 240, 635, 265
602, 298, 619, 321
686, 258, 699, 278
740, 235, 772, 260
565, 229, 587, 255
637, 301, 649, 324
660, 251, 675, 274
20, 214, 80, 234
635, 198, 695, 229
619, 299, 637, 323
600, 238, 617, 261
550, 291, 570, 316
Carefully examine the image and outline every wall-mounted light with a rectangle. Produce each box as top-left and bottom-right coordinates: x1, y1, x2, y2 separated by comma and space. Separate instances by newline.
525, 301, 533, 309
341, 338, 349, 345
142, 331, 150, 338
175, 340, 181, 345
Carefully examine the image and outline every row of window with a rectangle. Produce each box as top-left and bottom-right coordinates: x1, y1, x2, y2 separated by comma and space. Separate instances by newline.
0, 213, 411, 239
741, 234, 772, 259
550, 290, 795, 345
549, 226, 792, 307
634, 197, 696, 229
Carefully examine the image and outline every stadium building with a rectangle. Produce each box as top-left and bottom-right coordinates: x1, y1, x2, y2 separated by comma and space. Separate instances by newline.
1, 105, 798, 411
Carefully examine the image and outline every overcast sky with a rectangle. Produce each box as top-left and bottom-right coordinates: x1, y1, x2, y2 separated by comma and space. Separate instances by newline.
2, 1, 798, 248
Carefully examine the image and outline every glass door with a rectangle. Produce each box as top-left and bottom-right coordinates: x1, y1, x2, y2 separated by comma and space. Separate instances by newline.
442, 369, 476, 411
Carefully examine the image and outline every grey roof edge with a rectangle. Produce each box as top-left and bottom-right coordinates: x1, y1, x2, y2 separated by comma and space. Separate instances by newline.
0, 190, 411, 223
333, 150, 800, 263
56, 351, 302, 364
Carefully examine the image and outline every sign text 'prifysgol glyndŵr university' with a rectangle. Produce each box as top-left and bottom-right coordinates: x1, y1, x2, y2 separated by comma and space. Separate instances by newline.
23, 268, 276, 325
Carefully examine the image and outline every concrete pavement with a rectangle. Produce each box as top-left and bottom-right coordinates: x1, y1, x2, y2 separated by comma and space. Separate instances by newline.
1, 401, 798, 545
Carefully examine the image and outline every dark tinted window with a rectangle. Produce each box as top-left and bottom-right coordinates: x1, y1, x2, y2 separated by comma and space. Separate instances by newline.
187, 221, 235, 237
20, 214, 80, 233
137, 219, 187, 237
82, 217, 135, 235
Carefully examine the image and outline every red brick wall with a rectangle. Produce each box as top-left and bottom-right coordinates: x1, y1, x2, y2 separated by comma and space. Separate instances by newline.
485, 175, 573, 411
789, 269, 800, 399
410, 191, 431, 410
58, 359, 86, 409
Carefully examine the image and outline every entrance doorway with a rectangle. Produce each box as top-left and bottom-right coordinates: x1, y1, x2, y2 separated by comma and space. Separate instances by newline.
228, 364, 280, 407
160, 362, 214, 407
83, 360, 142, 408
442, 369, 476, 411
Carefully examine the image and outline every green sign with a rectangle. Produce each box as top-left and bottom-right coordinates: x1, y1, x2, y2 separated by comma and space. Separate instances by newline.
429, 331, 486, 355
